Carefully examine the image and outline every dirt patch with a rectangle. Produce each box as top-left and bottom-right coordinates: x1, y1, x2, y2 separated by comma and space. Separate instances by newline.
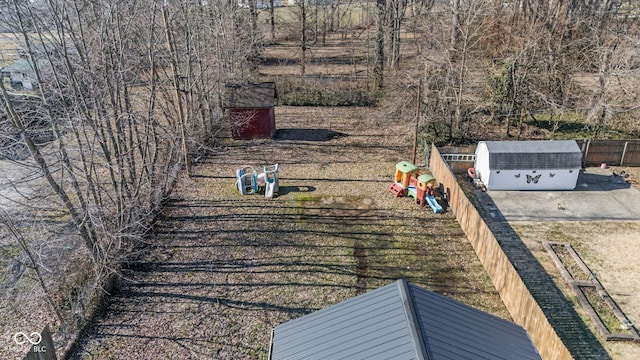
297, 195, 376, 219
549, 243, 592, 282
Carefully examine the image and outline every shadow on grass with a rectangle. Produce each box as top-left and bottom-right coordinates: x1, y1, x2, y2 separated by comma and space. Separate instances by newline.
275, 128, 347, 142
193, 133, 409, 167
277, 185, 315, 196
69, 187, 506, 359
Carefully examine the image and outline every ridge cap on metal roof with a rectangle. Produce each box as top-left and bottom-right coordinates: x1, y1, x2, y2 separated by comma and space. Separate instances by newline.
269, 279, 542, 360
397, 278, 430, 360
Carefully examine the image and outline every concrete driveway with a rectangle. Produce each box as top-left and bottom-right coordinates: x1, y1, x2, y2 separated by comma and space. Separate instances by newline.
476, 167, 640, 221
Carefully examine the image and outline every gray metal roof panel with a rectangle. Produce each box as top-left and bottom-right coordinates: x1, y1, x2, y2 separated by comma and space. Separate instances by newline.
273, 287, 402, 339
224, 82, 276, 108
407, 283, 541, 360
274, 315, 410, 359
1, 58, 51, 76
480, 141, 582, 169
271, 282, 419, 360
488, 152, 583, 169
482, 140, 581, 154
270, 280, 541, 360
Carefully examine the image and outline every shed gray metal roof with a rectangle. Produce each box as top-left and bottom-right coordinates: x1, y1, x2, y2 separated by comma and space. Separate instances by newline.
224, 82, 276, 109
480, 140, 582, 170
1, 58, 51, 77
269, 279, 541, 360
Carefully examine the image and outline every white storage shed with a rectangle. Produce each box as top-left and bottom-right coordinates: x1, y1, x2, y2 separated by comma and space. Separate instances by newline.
474, 140, 583, 190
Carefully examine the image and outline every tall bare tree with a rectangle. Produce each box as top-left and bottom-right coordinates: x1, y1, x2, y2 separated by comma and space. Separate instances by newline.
0, 0, 259, 339
300, 0, 308, 76
374, 0, 386, 89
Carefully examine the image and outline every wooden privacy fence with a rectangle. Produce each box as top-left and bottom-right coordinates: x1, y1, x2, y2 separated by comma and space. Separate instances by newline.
437, 140, 640, 171
577, 140, 640, 167
430, 145, 572, 360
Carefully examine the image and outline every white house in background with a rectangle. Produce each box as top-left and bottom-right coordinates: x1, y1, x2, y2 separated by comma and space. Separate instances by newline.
474, 140, 583, 190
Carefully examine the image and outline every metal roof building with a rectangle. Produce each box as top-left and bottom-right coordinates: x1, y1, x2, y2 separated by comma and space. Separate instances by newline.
1, 58, 51, 90
268, 279, 541, 360
225, 82, 277, 139
474, 140, 583, 190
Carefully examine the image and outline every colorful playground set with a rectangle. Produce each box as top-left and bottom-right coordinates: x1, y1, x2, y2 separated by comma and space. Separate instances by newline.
232, 161, 441, 213
389, 161, 443, 213
235, 163, 280, 199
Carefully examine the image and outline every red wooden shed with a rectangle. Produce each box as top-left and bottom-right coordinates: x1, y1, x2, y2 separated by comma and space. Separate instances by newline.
225, 82, 277, 139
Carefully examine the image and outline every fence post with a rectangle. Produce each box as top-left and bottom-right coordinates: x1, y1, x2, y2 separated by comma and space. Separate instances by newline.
581, 140, 591, 168
424, 140, 430, 169
621, 141, 628, 166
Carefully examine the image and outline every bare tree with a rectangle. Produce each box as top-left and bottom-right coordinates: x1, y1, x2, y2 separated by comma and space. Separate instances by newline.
388, 0, 406, 70
0, 207, 63, 325
301, 0, 308, 76
374, 0, 386, 89
162, 0, 190, 177
586, 15, 639, 138
270, 0, 276, 41
0, 0, 259, 344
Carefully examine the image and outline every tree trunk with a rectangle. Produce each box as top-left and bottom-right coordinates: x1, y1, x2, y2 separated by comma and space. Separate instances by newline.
390, 0, 404, 70
329, 1, 337, 32
374, 0, 386, 90
517, 106, 526, 140
249, 0, 258, 35
270, 0, 275, 40
162, 2, 190, 177
300, 0, 307, 77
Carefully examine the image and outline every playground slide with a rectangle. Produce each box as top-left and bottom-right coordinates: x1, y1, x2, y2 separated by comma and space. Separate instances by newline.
265, 181, 276, 199
425, 195, 442, 213
235, 169, 245, 194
